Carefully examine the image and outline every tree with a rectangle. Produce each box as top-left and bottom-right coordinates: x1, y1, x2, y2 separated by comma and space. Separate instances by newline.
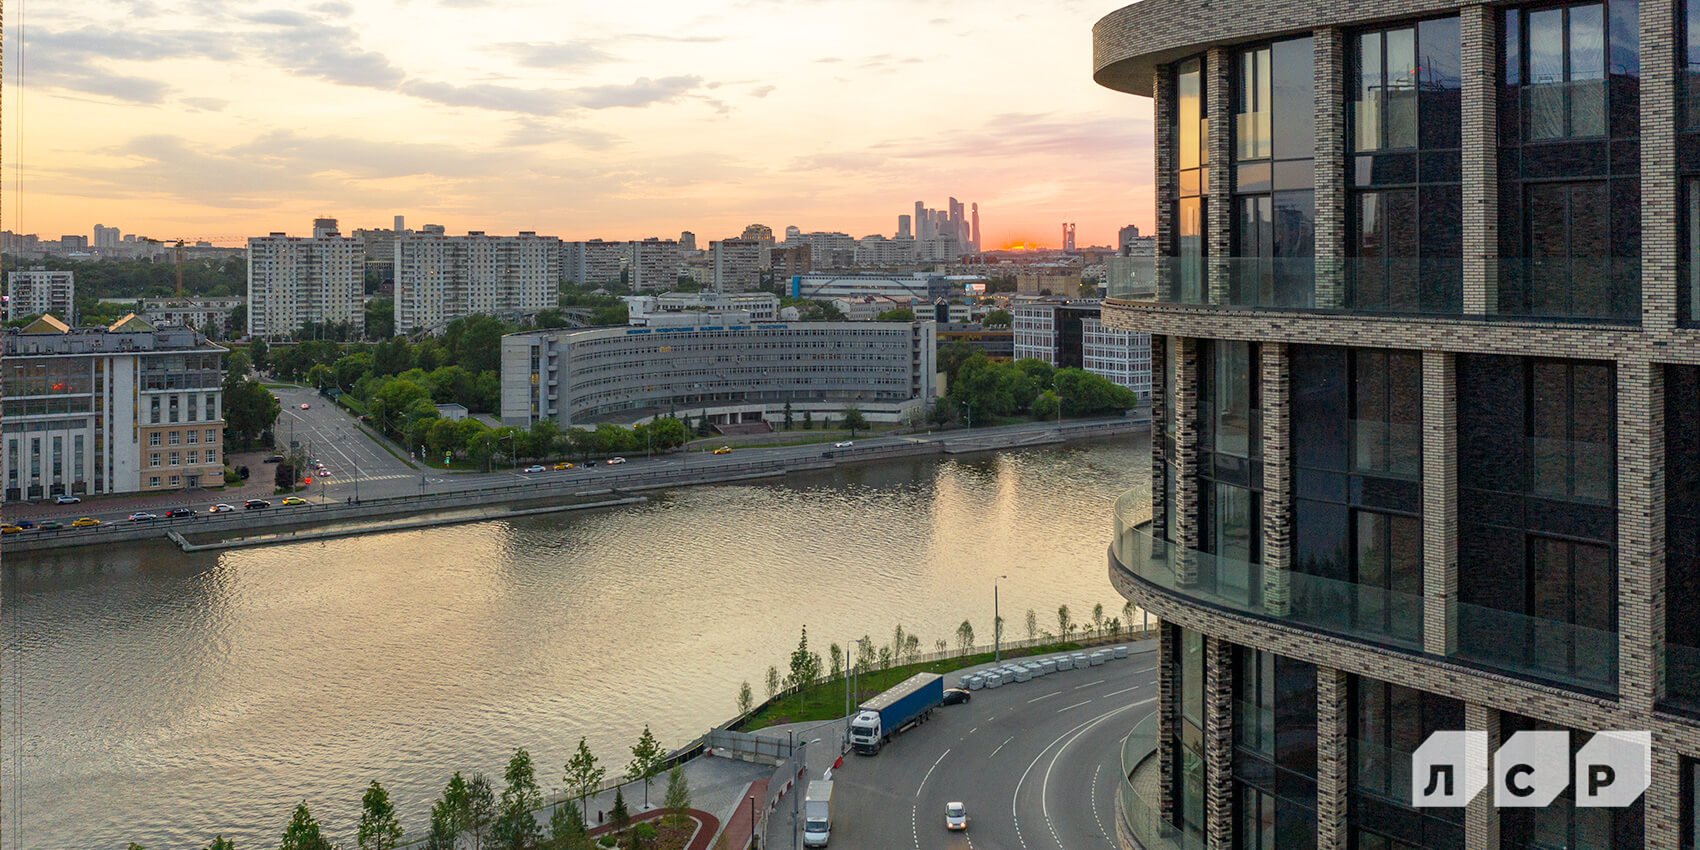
737, 681, 754, 714
278, 802, 333, 850
250, 338, 271, 371
358, 781, 404, 850
365, 297, 396, 339
224, 376, 281, 450
627, 725, 665, 808
548, 801, 587, 847
783, 401, 794, 431
1057, 605, 1075, 641
802, 410, 813, 430
426, 799, 457, 850
1091, 603, 1107, 637
840, 407, 868, 437
663, 764, 692, 825
786, 626, 822, 690
494, 748, 543, 850
828, 643, 843, 678
1124, 600, 1141, 634
765, 665, 781, 698
892, 624, 907, 661
1026, 609, 1039, 641
874, 307, 915, 322
1052, 367, 1138, 416
1030, 390, 1061, 421
610, 787, 632, 832
955, 620, 975, 651
565, 737, 607, 820
935, 638, 948, 652
903, 633, 920, 662
468, 773, 497, 850
982, 308, 1013, 327
441, 772, 473, 843
207, 838, 235, 850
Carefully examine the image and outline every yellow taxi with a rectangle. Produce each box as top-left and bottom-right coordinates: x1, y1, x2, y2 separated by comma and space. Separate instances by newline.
280, 496, 309, 506
713, 446, 733, 455
71, 517, 101, 528
553, 462, 574, 470
1, 524, 22, 535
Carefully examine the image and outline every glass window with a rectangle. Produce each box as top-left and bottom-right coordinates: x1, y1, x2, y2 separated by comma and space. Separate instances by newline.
1688, 0, 1700, 128
1209, 341, 1259, 458
1689, 179, 1700, 322
1271, 38, 1316, 161
1530, 360, 1615, 502
1684, 758, 1700, 850
1239, 785, 1277, 850
1517, 3, 1611, 140
1353, 350, 1422, 477
1238, 47, 1273, 161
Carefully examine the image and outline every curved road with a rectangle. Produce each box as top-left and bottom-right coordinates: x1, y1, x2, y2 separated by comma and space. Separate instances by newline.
797, 648, 1156, 850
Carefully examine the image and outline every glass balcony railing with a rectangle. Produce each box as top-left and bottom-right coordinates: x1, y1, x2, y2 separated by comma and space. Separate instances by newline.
1529, 436, 1615, 504
1455, 601, 1617, 694
1235, 699, 1275, 758
1350, 419, 1422, 478
1120, 712, 1206, 850
1351, 736, 1416, 804
1105, 255, 1640, 323
1112, 494, 1424, 650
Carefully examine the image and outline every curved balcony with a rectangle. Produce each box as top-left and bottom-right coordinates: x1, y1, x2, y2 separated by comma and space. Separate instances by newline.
1119, 712, 1204, 850
1112, 491, 1619, 694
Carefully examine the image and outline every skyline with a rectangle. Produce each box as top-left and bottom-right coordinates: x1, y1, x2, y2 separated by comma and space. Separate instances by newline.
5, 0, 1155, 250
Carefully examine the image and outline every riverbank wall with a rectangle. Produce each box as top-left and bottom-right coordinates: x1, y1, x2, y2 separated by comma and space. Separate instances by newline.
4, 417, 1146, 555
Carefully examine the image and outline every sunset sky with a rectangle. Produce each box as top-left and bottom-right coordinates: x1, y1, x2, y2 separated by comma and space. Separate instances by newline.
6, 0, 1154, 249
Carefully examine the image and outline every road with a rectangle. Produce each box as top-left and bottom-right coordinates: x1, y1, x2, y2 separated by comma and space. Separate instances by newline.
4, 389, 1145, 527
767, 646, 1156, 850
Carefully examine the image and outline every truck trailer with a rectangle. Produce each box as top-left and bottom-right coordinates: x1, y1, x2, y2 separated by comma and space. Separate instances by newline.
848, 672, 943, 755
802, 780, 833, 847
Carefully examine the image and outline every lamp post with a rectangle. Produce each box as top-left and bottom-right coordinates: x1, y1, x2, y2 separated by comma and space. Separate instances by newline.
748, 795, 757, 849
994, 574, 1009, 662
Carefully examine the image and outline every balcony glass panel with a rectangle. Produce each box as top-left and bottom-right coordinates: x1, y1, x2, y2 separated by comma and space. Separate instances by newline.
1455, 601, 1617, 693
1350, 419, 1422, 478
1494, 256, 1640, 322
1122, 713, 1207, 850
1345, 256, 1464, 315
1112, 496, 1423, 650
1352, 736, 1415, 804
1236, 699, 1276, 757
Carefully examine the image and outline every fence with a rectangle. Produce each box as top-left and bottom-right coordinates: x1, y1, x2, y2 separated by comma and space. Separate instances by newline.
705, 728, 798, 762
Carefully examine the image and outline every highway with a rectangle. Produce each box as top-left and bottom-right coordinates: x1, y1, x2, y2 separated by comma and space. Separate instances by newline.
772, 646, 1156, 850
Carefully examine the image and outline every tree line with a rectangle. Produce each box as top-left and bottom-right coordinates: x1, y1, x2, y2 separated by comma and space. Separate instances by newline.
932, 347, 1139, 427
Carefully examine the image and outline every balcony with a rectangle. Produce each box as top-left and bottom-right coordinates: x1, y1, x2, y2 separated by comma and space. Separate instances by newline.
1104, 256, 1640, 323
1112, 492, 1423, 650
1120, 712, 1205, 850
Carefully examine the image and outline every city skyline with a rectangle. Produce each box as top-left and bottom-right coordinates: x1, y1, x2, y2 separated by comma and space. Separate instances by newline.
5, 0, 1155, 249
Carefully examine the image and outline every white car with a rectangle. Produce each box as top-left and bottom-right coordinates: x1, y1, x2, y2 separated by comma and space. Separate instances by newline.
127, 512, 160, 522
945, 802, 967, 831
208, 503, 236, 513
606, 457, 627, 465
54, 494, 81, 505
300, 403, 311, 410
834, 441, 854, 448
524, 465, 547, 474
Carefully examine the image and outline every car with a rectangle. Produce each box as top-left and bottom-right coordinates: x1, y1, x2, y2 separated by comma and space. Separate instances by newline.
524, 465, 547, 474
37, 521, 63, 531
127, 512, 160, 522
208, 503, 236, 513
280, 496, 308, 506
15, 520, 35, 530
834, 441, 855, 448
300, 403, 311, 410
606, 457, 627, 465
244, 499, 271, 510
165, 508, 197, 518
945, 802, 967, 831
54, 494, 81, 505
71, 517, 101, 528
713, 446, 733, 455
263, 455, 284, 463
0, 525, 21, 535
553, 462, 574, 470
941, 688, 972, 706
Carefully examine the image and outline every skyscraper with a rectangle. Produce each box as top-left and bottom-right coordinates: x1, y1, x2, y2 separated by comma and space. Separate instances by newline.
970, 204, 980, 253
914, 201, 928, 240
898, 215, 912, 240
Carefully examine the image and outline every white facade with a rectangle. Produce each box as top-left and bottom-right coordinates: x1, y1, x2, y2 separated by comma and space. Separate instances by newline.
784, 232, 857, 267
563, 240, 627, 286
630, 239, 683, 291
247, 230, 363, 339
916, 235, 964, 263
394, 231, 560, 332
854, 235, 916, 267
711, 239, 763, 292
137, 297, 245, 335
6, 268, 76, 323
624, 291, 779, 325
1012, 301, 1058, 364
1082, 316, 1152, 399
790, 273, 949, 303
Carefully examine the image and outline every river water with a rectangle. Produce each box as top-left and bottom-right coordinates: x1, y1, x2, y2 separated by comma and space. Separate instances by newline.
2, 436, 1150, 849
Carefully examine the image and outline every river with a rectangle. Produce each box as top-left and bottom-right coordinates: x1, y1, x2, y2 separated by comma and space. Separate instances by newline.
2, 435, 1150, 849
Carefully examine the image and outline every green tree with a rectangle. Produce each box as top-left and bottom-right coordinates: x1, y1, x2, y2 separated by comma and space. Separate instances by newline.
840, 407, 868, 437
250, 338, 271, 371
548, 801, 586, 847
628, 725, 666, 808
737, 681, 754, 714
1026, 608, 1039, 641
955, 620, 975, 651
802, 410, 813, 430
982, 308, 1013, 327
765, 665, 781, 698
786, 626, 822, 690
441, 772, 473, 842
364, 297, 396, 339
1091, 602, 1107, 637
874, 307, 915, 322
610, 787, 631, 832
206, 837, 236, 850
565, 737, 606, 819
358, 781, 404, 850
468, 773, 497, 850
937, 340, 979, 384
663, 764, 692, 825
1057, 605, 1075, 641
829, 643, 843, 678
1052, 367, 1138, 416
224, 375, 281, 450
278, 802, 333, 850
425, 799, 457, 850
1124, 600, 1141, 634
1030, 390, 1060, 421
493, 748, 543, 850
783, 401, 794, 431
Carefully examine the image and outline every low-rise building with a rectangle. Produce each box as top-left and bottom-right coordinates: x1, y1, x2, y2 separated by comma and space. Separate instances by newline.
1015, 268, 1085, 297
2, 314, 226, 499
935, 322, 1014, 361
6, 267, 76, 324
854, 235, 917, 267
623, 292, 780, 325
790, 273, 955, 303
136, 297, 245, 337
1012, 297, 1150, 398
500, 322, 936, 429
829, 295, 917, 321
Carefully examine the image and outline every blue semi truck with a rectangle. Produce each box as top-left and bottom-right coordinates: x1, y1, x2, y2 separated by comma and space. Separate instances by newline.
848, 672, 944, 755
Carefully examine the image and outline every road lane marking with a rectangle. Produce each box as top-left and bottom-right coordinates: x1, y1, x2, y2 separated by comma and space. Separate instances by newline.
1100, 685, 1141, 698
1040, 699, 1151, 848
1012, 702, 1142, 850
990, 735, 1015, 758
968, 727, 978, 735
1056, 700, 1092, 713
914, 747, 951, 850
1026, 691, 1062, 704
1090, 764, 1115, 849
1073, 679, 1106, 689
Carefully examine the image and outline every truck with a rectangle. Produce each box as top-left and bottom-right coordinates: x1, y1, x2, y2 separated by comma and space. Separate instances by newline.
848, 672, 944, 755
802, 780, 834, 847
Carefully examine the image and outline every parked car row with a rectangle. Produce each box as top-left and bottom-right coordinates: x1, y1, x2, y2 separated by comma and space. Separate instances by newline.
3, 497, 319, 534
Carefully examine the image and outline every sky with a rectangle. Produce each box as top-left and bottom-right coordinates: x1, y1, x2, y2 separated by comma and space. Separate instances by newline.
5, 0, 1154, 249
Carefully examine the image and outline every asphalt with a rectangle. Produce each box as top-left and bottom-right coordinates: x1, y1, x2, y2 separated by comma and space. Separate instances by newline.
761, 646, 1158, 850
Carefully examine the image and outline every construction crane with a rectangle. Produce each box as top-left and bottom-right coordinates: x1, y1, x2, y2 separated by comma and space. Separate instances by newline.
147, 236, 245, 298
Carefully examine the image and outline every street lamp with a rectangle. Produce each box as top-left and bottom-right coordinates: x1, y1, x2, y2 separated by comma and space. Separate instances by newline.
994, 574, 1009, 662
748, 795, 757, 849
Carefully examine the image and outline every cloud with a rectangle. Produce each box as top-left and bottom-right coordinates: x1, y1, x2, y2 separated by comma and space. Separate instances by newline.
242, 10, 407, 88
495, 40, 617, 69
571, 76, 704, 109
748, 85, 775, 98
310, 0, 353, 16
181, 96, 229, 112
399, 80, 573, 116
17, 24, 236, 102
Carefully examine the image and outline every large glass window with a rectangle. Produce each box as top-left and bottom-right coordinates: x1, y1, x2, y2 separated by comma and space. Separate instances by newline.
1687, 0, 1700, 129
1233, 38, 1316, 309
1234, 649, 1318, 850
1170, 626, 1208, 845
1198, 341, 1263, 604
1687, 179, 1700, 323
1175, 58, 1209, 302
1501, 716, 1643, 850
1685, 758, 1700, 850
1524, 4, 1609, 140
1530, 359, 1614, 503
1668, 365, 1700, 711
1351, 678, 1465, 849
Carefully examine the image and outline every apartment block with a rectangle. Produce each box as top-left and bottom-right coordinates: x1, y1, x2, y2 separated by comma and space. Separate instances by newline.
246, 224, 363, 340
629, 238, 683, 292
6, 267, 75, 324
711, 239, 764, 293
393, 231, 560, 332
562, 240, 627, 287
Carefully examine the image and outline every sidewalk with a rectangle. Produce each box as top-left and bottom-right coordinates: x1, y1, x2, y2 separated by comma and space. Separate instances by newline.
548, 752, 770, 844
4, 450, 282, 521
